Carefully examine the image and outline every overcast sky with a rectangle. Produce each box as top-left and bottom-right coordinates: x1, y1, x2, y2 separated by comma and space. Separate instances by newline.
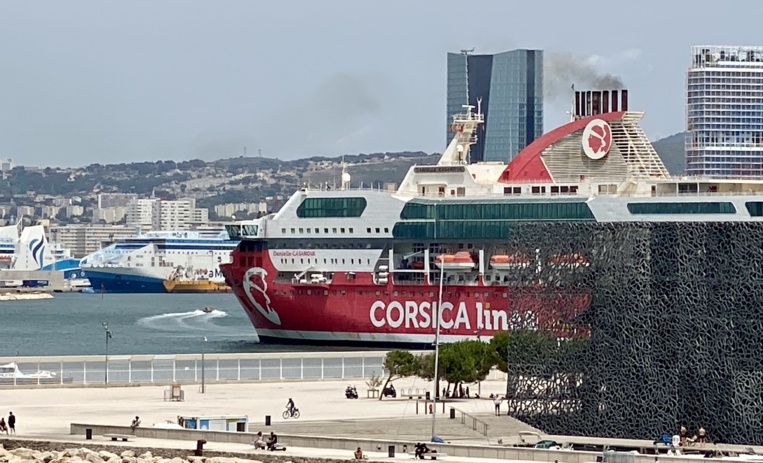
0, 0, 760, 167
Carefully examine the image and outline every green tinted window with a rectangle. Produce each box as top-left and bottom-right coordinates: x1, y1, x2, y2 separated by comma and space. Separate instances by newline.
745, 202, 763, 217
400, 201, 594, 221
627, 202, 736, 214
297, 197, 367, 218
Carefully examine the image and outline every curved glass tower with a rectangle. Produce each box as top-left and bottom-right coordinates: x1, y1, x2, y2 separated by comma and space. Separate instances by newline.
446, 49, 543, 163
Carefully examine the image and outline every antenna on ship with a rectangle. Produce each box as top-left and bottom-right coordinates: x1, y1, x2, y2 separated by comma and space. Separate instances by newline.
569, 83, 576, 122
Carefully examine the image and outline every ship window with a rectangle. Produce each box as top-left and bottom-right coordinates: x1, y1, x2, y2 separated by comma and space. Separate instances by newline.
296, 197, 367, 218
315, 228, 319, 233
299, 228, 304, 233
384, 228, 389, 233
333, 228, 337, 233
349, 228, 354, 233
324, 290, 328, 295
393, 291, 398, 296
290, 228, 295, 233
306, 228, 311, 234
341, 290, 345, 295
551, 186, 559, 194
281, 228, 286, 233
746, 202, 763, 216
376, 291, 380, 296
323, 259, 327, 264
375, 228, 380, 233
342, 259, 345, 264
484, 292, 489, 297
307, 290, 311, 295
332, 290, 337, 295
627, 202, 736, 214
341, 228, 346, 233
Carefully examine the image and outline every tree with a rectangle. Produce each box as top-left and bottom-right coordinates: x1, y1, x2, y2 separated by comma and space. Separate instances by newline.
379, 350, 417, 401
417, 341, 495, 395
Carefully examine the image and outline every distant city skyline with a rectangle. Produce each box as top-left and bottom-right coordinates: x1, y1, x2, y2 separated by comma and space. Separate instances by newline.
1, 0, 761, 167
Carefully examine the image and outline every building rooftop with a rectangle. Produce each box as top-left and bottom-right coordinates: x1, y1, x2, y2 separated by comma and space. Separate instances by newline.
691, 45, 763, 69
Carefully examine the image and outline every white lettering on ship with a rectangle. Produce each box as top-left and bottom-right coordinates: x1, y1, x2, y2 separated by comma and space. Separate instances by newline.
370, 301, 539, 332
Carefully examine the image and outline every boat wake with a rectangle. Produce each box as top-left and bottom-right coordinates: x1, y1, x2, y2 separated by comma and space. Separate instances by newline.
136, 309, 250, 337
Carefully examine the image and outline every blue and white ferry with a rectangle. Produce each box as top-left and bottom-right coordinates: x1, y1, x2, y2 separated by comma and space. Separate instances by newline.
80, 230, 239, 293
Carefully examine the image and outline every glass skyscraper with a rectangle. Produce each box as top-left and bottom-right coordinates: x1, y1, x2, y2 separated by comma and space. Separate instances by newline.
446, 49, 543, 163
686, 45, 763, 178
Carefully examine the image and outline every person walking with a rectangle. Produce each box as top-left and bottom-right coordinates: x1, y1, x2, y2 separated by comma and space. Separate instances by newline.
8, 412, 16, 435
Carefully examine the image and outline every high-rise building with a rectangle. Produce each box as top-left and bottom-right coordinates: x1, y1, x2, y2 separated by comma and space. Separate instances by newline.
446, 49, 543, 163
126, 198, 208, 230
686, 45, 763, 177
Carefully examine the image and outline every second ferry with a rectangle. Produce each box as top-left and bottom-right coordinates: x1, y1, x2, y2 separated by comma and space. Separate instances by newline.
80, 230, 239, 293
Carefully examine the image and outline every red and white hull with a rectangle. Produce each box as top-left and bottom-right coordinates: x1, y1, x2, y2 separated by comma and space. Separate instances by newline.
221, 251, 591, 346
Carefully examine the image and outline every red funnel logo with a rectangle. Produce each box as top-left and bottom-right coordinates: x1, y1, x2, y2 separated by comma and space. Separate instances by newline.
582, 119, 612, 160
243, 267, 281, 325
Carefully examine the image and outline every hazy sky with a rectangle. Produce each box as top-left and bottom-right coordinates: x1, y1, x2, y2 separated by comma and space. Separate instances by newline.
1, 0, 760, 167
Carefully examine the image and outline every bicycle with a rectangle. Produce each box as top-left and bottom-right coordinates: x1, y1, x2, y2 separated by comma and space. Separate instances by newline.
282, 407, 300, 419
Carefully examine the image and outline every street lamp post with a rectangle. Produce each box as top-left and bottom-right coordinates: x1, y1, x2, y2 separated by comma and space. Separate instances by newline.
431, 260, 445, 439
201, 336, 207, 394
102, 322, 112, 386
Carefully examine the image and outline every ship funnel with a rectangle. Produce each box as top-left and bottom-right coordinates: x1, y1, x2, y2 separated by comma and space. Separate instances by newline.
573, 88, 628, 118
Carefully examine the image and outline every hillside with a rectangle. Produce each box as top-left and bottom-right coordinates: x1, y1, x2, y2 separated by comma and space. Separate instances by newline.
652, 132, 686, 175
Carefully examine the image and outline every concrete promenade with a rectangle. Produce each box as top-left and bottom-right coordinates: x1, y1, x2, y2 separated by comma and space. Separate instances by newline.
2, 378, 759, 463
0, 377, 530, 462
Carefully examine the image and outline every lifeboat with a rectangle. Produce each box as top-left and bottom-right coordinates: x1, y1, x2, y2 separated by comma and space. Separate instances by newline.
549, 253, 589, 267
435, 252, 475, 271
490, 253, 530, 270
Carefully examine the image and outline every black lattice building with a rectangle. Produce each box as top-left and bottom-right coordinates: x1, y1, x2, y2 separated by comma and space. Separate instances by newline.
503, 222, 763, 445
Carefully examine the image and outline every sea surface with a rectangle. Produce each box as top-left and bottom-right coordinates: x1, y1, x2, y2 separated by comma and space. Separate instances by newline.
0, 293, 362, 357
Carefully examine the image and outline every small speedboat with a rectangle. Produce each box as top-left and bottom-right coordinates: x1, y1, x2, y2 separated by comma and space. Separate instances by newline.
201, 306, 215, 314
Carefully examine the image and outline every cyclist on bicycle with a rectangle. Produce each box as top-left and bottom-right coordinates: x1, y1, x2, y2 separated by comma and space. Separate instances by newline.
286, 398, 296, 417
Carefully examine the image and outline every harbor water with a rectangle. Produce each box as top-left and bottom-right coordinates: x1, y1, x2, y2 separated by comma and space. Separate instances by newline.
0, 293, 365, 357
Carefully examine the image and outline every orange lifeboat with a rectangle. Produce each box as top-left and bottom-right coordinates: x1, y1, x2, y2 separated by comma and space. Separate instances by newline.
435, 252, 475, 271
490, 253, 530, 270
549, 253, 589, 267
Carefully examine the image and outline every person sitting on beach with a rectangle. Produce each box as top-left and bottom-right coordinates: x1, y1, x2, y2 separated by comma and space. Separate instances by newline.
266, 431, 278, 451
0, 417, 6, 434
354, 447, 367, 459
253, 431, 265, 449
130, 416, 141, 432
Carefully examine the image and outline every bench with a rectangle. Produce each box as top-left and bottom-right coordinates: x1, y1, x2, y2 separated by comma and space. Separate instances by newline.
404, 388, 425, 399
408, 452, 447, 460
104, 434, 131, 442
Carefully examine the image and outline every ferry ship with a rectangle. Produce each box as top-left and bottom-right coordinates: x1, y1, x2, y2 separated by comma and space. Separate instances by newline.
81, 230, 239, 293
221, 89, 763, 345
